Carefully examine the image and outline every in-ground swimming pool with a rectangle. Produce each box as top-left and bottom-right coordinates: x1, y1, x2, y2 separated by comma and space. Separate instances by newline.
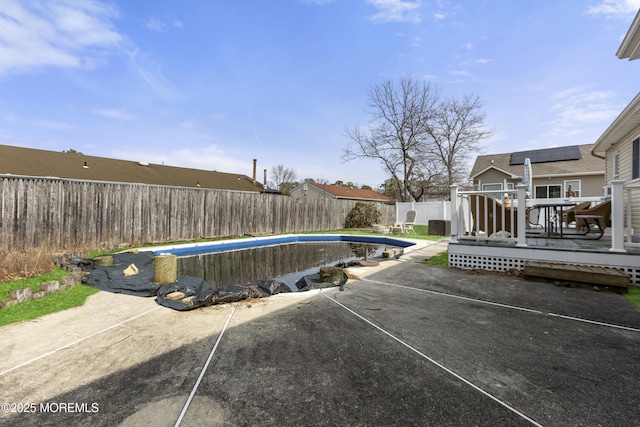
155, 235, 415, 291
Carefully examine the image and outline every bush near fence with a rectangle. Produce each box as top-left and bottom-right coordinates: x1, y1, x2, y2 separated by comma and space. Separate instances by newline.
0, 177, 395, 250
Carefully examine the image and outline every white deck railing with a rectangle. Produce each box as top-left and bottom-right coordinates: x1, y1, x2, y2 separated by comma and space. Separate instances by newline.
450, 181, 628, 252
450, 184, 527, 247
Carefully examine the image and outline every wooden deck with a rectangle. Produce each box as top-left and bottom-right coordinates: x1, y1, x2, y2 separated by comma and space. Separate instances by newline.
449, 232, 640, 286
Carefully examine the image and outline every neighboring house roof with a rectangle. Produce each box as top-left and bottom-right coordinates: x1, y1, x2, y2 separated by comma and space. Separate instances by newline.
592, 92, 640, 156
0, 144, 264, 192
470, 144, 604, 180
295, 182, 395, 203
617, 9, 640, 60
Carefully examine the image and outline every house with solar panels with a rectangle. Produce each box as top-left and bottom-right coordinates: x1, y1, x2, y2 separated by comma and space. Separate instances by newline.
444, 12, 640, 286
469, 144, 605, 199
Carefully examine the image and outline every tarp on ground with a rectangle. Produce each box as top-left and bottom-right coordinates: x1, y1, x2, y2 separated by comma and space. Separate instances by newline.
81, 252, 326, 311
156, 279, 291, 311
295, 271, 349, 292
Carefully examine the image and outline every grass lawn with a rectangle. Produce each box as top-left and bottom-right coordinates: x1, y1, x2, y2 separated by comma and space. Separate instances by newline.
0, 267, 69, 301
300, 225, 443, 241
0, 284, 99, 327
625, 286, 640, 308
422, 251, 449, 267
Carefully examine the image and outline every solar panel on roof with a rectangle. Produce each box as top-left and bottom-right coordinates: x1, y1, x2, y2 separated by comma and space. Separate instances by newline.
509, 145, 581, 165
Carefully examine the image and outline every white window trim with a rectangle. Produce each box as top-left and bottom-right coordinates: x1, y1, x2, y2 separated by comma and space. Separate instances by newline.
563, 179, 581, 197
612, 151, 619, 181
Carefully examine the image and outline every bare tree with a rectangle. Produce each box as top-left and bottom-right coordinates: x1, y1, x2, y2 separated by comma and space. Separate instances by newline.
427, 94, 492, 187
270, 165, 298, 193
344, 78, 491, 201
343, 78, 440, 202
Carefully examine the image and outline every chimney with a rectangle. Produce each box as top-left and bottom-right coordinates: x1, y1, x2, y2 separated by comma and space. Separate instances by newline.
264, 169, 267, 187
253, 159, 257, 185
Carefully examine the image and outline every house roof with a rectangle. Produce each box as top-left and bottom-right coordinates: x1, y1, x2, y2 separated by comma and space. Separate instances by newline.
306, 182, 395, 202
0, 144, 264, 192
617, 9, 640, 60
470, 144, 604, 180
592, 92, 640, 156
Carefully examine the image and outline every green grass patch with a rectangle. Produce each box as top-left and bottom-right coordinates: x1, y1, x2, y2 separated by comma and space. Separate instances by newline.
298, 225, 444, 241
422, 251, 449, 267
0, 267, 69, 302
0, 284, 99, 327
624, 286, 640, 309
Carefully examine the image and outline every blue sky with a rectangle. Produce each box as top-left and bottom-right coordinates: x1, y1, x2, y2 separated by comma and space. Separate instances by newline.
1, 0, 639, 188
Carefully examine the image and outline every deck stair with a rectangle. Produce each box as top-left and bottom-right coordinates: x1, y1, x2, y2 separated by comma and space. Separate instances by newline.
524, 261, 630, 292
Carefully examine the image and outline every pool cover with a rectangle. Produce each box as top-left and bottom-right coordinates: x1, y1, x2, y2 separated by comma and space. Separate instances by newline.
81, 251, 347, 311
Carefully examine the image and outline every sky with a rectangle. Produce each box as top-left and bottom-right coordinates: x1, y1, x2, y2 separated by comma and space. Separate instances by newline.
1, 0, 639, 189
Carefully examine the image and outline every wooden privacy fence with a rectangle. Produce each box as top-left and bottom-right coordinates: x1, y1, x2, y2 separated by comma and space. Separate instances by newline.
0, 177, 395, 250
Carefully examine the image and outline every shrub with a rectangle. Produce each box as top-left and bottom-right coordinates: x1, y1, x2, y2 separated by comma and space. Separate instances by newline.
345, 202, 381, 229
0, 246, 57, 283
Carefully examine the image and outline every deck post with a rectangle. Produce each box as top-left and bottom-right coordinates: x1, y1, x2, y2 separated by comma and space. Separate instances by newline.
516, 184, 527, 247
450, 185, 458, 242
610, 180, 626, 253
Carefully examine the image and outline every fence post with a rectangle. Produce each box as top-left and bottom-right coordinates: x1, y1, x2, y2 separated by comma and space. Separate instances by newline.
516, 184, 527, 247
450, 185, 458, 242
610, 180, 626, 253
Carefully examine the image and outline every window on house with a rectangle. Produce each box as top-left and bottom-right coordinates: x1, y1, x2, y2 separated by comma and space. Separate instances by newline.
633, 138, 640, 180
564, 180, 580, 197
534, 184, 561, 199
612, 152, 619, 180
482, 183, 502, 201
482, 183, 513, 201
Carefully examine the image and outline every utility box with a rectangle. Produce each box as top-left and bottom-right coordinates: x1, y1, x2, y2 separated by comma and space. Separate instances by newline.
428, 220, 451, 236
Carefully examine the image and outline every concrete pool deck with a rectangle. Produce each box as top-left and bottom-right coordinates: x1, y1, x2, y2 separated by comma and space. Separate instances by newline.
1, 238, 640, 426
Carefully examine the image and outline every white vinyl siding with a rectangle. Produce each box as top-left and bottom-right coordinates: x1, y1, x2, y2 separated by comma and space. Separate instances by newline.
605, 133, 640, 238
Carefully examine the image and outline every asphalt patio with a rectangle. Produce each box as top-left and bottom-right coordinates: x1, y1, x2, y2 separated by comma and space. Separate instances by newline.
1, 239, 640, 426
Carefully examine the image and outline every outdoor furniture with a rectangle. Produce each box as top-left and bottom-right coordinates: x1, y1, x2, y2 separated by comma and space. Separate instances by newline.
532, 201, 576, 238
525, 207, 543, 230
469, 195, 518, 237
562, 201, 591, 226
392, 210, 416, 234
574, 200, 611, 239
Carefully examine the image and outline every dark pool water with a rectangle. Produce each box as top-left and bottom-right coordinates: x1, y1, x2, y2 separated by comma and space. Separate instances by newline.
177, 241, 399, 291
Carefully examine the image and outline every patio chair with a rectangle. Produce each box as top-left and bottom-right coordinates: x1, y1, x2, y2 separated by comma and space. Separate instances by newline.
469, 195, 518, 237
562, 201, 592, 226
392, 210, 417, 234
525, 207, 543, 230
573, 200, 611, 237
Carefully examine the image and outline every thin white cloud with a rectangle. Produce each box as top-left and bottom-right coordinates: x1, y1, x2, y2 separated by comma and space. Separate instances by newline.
433, 11, 446, 20
586, 0, 640, 16
544, 88, 621, 137
145, 19, 166, 32
34, 120, 78, 130
93, 108, 134, 121
0, 0, 123, 76
112, 145, 249, 173
179, 120, 196, 129
126, 48, 177, 99
366, 0, 422, 23
145, 18, 183, 31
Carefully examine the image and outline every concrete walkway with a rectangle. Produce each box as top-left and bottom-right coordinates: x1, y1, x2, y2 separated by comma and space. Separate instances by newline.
1, 238, 640, 426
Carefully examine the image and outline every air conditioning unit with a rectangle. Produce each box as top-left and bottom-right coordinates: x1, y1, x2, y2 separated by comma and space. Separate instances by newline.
602, 185, 612, 198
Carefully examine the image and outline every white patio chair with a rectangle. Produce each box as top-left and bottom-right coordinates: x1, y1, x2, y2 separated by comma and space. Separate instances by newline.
392, 210, 416, 234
